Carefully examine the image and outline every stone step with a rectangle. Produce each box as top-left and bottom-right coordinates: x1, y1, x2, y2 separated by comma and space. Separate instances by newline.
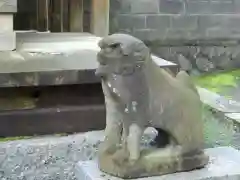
225, 113, 240, 124
75, 147, 240, 180
0, 32, 178, 87
0, 0, 17, 13
197, 87, 240, 113
197, 86, 240, 127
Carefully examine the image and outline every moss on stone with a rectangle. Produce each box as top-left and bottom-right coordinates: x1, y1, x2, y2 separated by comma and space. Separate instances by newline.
193, 69, 240, 95
0, 133, 68, 142
0, 136, 32, 142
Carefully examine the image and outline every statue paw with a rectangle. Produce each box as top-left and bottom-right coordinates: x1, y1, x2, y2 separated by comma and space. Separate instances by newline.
112, 148, 130, 165
99, 142, 118, 155
128, 159, 138, 166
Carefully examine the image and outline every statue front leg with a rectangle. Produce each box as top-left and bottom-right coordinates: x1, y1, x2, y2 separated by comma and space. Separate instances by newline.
102, 106, 122, 153
127, 123, 144, 162
100, 81, 123, 153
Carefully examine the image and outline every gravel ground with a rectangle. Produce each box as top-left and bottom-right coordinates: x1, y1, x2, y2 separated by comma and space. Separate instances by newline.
0, 130, 156, 180
0, 131, 104, 180
0, 126, 239, 180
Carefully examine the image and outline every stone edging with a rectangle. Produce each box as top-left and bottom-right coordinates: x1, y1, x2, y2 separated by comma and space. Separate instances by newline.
197, 86, 240, 126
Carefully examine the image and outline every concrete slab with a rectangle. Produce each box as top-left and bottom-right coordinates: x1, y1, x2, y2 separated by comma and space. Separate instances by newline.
75, 147, 240, 180
197, 87, 240, 113
225, 113, 240, 124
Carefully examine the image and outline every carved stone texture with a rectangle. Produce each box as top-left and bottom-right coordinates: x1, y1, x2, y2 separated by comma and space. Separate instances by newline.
95, 33, 209, 179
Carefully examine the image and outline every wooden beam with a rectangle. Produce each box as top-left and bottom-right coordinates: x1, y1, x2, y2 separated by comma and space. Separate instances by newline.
69, 0, 84, 32
91, 0, 109, 37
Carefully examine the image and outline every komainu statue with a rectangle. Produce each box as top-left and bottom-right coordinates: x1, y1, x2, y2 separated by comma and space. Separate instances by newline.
95, 33, 209, 179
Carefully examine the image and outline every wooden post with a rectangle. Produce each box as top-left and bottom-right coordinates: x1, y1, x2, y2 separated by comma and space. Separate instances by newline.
60, 0, 64, 32
37, 0, 49, 31
91, 0, 109, 37
69, 0, 83, 32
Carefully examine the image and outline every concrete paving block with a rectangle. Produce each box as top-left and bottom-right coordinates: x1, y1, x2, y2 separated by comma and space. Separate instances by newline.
75, 147, 240, 180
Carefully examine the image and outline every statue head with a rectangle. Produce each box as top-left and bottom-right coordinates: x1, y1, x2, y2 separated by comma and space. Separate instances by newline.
96, 33, 150, 77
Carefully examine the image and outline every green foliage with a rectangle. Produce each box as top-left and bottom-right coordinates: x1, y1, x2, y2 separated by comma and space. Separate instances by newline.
194, 70, 240, 94
0, 136, 31, 142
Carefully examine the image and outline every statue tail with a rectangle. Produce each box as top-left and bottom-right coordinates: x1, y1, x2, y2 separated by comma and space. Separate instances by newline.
176, 71, 198, 95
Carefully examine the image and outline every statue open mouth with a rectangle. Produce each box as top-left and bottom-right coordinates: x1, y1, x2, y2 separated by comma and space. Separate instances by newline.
95, 65, 109, 77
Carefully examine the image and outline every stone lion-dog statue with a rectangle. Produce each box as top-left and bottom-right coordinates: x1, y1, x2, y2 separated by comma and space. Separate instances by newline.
95, 33, 209, 179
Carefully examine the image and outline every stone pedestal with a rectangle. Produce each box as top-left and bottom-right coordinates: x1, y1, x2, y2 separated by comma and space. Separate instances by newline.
75, 147, 240, 180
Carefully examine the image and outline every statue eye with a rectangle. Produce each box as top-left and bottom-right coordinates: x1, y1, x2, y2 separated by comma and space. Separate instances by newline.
109, 43, 120, 49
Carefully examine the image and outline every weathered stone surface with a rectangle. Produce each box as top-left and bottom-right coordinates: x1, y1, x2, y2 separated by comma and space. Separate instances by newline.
118, 15, 146, 29
130, 0, 159, 14
0, 0, 17, 13
186, 1, 234, 14
177, 54, 192, 72
110, 0, 240, 73
196, 57, 215, 72
96, 34, 208, 179
197, 87, 240, 113
110, 0, 240, 40
0, 32, 179, 87
146, 15, 170, 29
151, 45, 240, 73
0, 14, 13, 32
76, 147, 240, 180
170, 15, 198, 30
0, 32, 15, 51
159, 0, 184, 14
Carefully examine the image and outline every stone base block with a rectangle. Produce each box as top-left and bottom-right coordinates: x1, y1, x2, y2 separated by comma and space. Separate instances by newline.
75, 147, 240, 180
0, 32, 16, 51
